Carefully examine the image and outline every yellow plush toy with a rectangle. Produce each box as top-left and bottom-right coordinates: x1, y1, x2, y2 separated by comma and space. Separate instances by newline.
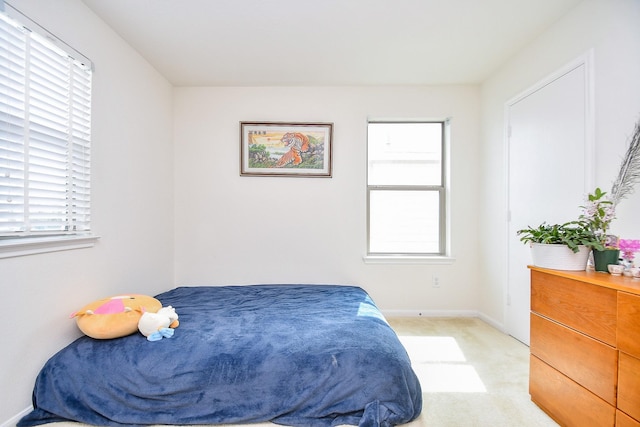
70, 294, 162, 339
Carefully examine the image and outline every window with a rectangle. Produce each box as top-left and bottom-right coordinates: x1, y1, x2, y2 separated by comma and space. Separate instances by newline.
367, 120, 449, 259
0, 4, 93, 249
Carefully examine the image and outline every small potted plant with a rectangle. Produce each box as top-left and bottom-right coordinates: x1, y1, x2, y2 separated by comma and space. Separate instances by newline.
517, 220, 603, 270
579, 187, 619, 272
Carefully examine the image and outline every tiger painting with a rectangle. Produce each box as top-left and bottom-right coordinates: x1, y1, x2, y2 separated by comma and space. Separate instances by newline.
275, 132, 310, 167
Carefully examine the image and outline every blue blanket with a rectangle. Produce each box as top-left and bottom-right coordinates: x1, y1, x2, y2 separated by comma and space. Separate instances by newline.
19, 285, 422, 426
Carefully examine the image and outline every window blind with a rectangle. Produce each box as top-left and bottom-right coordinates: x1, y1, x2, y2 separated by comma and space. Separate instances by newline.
0, 5, 92, 237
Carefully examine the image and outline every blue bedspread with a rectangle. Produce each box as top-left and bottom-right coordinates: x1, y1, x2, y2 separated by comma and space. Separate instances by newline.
19, 285, 422, 426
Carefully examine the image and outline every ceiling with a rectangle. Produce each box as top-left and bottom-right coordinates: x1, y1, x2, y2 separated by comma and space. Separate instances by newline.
81, 0, 583, 87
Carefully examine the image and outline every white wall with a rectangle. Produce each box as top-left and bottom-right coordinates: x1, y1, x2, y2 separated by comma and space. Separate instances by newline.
8, 0, 639, 424
173, 86, 482, 314
1, 0, 174, 423
479, 0, 640, 323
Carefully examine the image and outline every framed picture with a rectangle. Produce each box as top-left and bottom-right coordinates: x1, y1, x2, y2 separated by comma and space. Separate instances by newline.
240, 122, 333, 177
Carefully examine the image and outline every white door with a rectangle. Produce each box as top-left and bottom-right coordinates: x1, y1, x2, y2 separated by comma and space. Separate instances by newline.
506, 56, 593, 345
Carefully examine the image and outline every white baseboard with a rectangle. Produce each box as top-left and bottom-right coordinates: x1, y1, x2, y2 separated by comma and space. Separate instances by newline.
2, 406, 32, 427
382, 309, 479, 318
477, 312, 507, 334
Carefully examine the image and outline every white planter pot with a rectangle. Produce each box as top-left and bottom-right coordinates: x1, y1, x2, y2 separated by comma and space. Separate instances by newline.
530, 243, 591, 271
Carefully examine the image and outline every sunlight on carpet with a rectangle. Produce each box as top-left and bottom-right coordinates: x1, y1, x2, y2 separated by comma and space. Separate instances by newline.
398, 335, 487, 393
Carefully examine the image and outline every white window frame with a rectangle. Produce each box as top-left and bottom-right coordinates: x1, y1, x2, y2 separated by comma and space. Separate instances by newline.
0, 1, 98, 258
364, 119, 454, 264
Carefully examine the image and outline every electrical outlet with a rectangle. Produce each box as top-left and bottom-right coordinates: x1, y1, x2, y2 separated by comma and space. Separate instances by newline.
432, 275, 440, 288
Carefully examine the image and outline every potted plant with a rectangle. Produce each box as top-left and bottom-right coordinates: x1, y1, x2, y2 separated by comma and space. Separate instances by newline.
579, 187, 619, 272
517, 220, 603, 270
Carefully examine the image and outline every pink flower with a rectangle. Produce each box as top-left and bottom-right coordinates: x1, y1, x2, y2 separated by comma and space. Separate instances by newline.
619, 239, 640, 261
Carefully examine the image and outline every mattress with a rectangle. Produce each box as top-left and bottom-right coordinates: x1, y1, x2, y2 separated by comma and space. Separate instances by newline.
18, 284, 422, 427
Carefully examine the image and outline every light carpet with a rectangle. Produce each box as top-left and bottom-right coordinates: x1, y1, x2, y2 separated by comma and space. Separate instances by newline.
43, 317, 558, 427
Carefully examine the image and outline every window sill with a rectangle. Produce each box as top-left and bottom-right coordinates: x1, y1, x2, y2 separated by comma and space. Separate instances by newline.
0, 234, 100, 259
363, 255, 456, 265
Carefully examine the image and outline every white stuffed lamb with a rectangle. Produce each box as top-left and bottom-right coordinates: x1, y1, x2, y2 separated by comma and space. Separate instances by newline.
137, 306, 179, 341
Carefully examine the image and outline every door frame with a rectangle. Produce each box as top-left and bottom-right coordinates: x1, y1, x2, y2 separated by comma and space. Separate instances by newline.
503, 50, 595, 344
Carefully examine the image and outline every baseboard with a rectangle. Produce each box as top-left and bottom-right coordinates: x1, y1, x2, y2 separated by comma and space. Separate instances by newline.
477, 312, 507, 334
2, 406, 31, 427
382, 309, 479, 318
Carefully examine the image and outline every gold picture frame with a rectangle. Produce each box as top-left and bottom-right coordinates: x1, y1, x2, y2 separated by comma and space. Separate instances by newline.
240, 122, 333, 177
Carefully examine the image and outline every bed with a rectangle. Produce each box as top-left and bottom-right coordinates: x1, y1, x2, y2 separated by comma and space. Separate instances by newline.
18, 285, 422, 427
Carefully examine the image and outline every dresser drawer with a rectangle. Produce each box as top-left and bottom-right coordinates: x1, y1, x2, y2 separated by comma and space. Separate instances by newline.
530, 313, 618, 404
530, 355, 615, 427
617, 410, 640, 427
618, 292, 640, 358
531, 270, 617, 345
618, 352, 640, 422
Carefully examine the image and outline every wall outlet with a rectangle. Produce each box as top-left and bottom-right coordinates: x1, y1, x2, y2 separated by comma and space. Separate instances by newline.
432, 275, 440, 288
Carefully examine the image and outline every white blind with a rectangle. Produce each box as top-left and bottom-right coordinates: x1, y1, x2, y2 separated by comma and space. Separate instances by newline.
0, 8, 92, 237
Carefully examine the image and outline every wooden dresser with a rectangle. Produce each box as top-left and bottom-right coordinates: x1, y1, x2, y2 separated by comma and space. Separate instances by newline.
529, 267, 640, 427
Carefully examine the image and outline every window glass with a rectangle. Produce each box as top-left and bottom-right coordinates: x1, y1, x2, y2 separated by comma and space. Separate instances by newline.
367, 121, 446, 256
369, 190, 440, 253
368, 122, 442, 186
